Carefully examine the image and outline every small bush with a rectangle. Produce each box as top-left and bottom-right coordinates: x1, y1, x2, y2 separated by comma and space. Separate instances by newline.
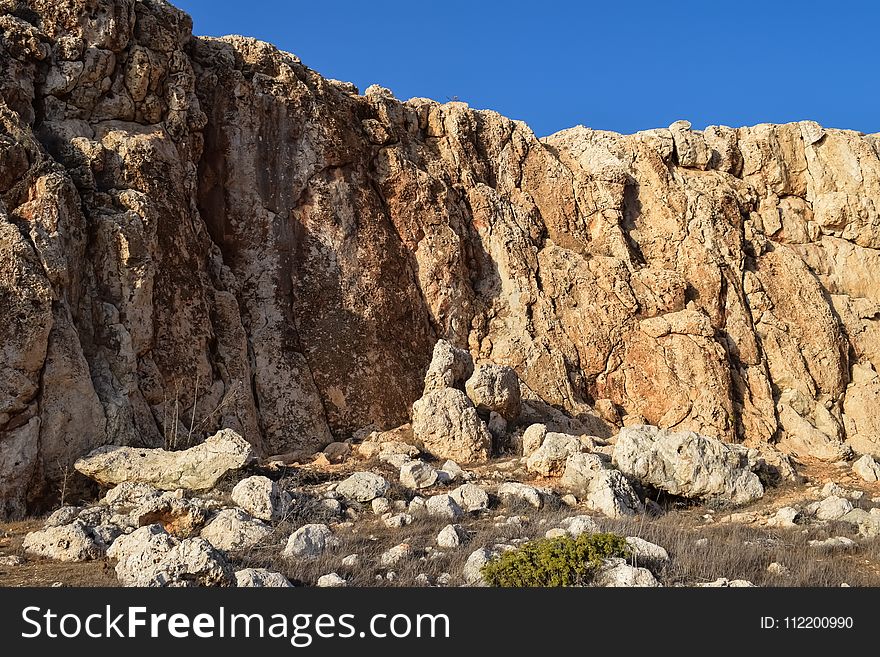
481, 532, 629, 587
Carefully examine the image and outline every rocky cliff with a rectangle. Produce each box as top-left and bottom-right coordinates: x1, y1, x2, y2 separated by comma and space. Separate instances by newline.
2, 0, 880, 517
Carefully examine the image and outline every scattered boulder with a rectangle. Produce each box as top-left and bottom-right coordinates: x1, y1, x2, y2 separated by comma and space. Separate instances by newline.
437, 524, 468, 548
463, 548, 493, 585
382, 513, 414, 528
235, 568, 293, 587
808, 536, 856, 549
74, 429, 255, 491
426, 494, 463, 520
200, 509, 272, 551
231, 475, 288, 521
400, 460, 438, 489
412, 388, 492, 463
341, 554, 360, 568
625, 537, 669, 570
22, 520, 106, 562
438, 459, 465, 482
853, 454, 880, 482
612, 425, 764, 504
813, 495, 853, 521
423, 339, 474, 393
283, 524, 339, 559
766, 506, 800, 528
464, 364, 522, 420
561, 453, 643, 517
700, 578, 755, 587
526, 433, 586, 477
558, 515, 599, 537
594, 558, 659, 587
317, 573, 348, 587
583, 470, 644, 518
497, 482, 542, 509
450, 483, 489, 512
336, 472, 389, 502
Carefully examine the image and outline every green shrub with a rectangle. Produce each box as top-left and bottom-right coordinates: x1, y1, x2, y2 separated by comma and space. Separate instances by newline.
481, 532, 629, 587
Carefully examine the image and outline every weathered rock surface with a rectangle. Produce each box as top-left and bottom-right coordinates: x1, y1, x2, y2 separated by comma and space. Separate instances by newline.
73, 430, 254, 491
22, 519, 106, 562
525, 432, 587, 477
465, 364, 522, 420
612, 426, 764, 504
4, 0, 880, 516
107, 524, 234, 587
282, 523, 339, 559
411, 388, 492, 463
231, 475, 288, 521
200, 508, 272, 551
336, 472, 389, 503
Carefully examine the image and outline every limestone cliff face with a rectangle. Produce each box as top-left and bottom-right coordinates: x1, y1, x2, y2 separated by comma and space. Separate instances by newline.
2, 0, 880, 516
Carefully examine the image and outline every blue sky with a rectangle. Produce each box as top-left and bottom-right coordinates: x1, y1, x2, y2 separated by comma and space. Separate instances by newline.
175, 0, 878, 138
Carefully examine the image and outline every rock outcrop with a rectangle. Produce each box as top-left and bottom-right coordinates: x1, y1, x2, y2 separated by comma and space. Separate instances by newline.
3, 0, 880, 516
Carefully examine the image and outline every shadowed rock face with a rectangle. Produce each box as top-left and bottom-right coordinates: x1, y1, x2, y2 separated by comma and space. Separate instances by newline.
2, 0, 880, 517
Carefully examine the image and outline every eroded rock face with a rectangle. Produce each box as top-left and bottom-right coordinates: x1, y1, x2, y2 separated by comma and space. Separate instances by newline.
3, 0, 880, 516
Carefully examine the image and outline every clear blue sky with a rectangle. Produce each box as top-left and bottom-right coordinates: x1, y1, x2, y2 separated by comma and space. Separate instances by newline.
175, 0, 878, 138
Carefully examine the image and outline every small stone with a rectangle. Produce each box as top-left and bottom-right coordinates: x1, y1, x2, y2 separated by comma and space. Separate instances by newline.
382, 513, 413, 528
400, 460, 438, 489
594, 559, 659, 587
336, 472, 390, 502
341, 554, 360, 568
426, 494, 463, 520
437, 524, 467, 548
821, 482, 847, 498
414, 573, 432, 586
559, 515, 599, 537
235, 568, 293, 587
700, 578, 755, 587
437, 573, 452, 586
317, 573, 348, 587
767, 562, 790, 576
497, 482, 542, 509
371, 497, 391, 515
561, 494, 578, 507
545, 528, 568, 539
0, 555, 25, 566
808, 536, 856, 549
282, 524, 339, 559
380, 543, 413, 567
449, 483, 489, 512
408, 496, 427, 515
625, 537, 669, 568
